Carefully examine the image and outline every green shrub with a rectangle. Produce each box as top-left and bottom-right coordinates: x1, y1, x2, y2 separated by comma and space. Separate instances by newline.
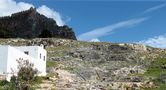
0, 80, 9, 86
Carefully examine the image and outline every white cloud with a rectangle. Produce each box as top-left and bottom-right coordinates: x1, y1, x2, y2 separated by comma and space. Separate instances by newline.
17, 2, 34, 10
0, 0, 34, 16
138, 34, 166, 49
90, 38, 100, 42
78, 17, 149, 41
37, 5, 64, 26
143, 3, 166, 14
0, 0, 64, 26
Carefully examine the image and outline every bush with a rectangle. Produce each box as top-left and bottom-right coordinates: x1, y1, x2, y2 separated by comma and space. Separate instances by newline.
0, 80, 9, 86
10, 58, 38, 90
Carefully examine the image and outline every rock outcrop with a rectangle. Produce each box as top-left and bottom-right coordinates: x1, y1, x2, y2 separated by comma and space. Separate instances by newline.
0, 38, 165, 89
0, 7, 77, 40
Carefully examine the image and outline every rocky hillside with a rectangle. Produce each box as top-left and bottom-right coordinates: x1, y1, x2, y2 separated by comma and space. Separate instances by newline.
0, 8, 76, 40
0, 38, 166, 90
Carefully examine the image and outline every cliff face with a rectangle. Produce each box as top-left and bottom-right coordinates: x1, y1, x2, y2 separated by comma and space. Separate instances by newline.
0, 8, 77, 40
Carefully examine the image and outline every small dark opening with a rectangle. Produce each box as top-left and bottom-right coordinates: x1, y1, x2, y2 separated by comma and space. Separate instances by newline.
40, 53, 42, 59
24, 51, 29, 55
43, 56, 45, 61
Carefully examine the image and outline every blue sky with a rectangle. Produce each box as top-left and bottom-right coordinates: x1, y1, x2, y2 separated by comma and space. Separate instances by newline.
1, 0, 166, 48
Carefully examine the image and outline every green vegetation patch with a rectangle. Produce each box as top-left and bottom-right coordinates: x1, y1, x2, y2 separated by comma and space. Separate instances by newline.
144, 58, 166, 77
47, 61, 60, 67
48, 52, 65, 58
47, 46, 70, 51
143, 58, 166, 90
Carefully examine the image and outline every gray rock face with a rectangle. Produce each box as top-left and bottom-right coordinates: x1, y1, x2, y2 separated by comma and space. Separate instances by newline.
0, 8, 77, 40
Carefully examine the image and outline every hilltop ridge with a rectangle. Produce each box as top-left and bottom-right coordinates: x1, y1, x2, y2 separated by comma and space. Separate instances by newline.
0, 7, 76, 40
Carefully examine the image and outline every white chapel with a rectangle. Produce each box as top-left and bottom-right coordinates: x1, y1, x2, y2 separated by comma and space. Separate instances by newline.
0, 45, 47, 81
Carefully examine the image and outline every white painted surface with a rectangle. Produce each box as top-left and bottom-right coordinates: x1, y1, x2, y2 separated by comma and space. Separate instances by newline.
0, 45, 47, 81
0, 46, 8, 75
16, 45, 47, 76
